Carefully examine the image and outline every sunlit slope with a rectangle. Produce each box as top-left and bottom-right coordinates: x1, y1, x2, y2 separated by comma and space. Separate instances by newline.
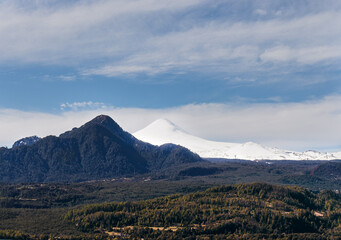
134, 119, 338, 160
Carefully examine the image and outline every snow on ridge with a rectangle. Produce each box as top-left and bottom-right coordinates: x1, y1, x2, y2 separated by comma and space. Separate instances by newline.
133, 119, 340, 161
333, 152, 341, 159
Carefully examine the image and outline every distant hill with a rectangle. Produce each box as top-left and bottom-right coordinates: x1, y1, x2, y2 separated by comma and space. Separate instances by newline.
0, 115, 202, 183
311, 161, 341, 180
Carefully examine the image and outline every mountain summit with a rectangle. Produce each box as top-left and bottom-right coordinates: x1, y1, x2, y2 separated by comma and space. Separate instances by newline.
134, 119, 195, 145
0, 115, 202, 183
134, 119, 339, 161
143, 118, 188, 133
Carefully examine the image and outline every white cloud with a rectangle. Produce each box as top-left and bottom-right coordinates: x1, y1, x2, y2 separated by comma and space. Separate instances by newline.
58, 75, 76, 81
260, 46, 294, 62
83, 65, 155, 77
254, 9, 267, 16
0, 0, 203, 64
260, 45, 341, 64
1, 95, 341, 152
60, 101, 108, 111
82, 9, 341, 77
0, 0, 341, 79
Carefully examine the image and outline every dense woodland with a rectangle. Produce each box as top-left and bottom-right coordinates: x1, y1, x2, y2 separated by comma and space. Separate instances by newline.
65, 183, 341, 239
0, 159, 340, 239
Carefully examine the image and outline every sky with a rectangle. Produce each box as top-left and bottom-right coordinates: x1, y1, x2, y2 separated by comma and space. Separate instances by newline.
0, 0, 340, 152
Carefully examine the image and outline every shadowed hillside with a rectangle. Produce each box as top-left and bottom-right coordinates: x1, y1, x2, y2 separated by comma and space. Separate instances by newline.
0, 115, 202, 183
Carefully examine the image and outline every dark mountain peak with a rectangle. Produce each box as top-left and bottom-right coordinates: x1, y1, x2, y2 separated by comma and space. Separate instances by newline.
60, 115, 125, 140
85, 115, 123, 133
88, 114, 116, 125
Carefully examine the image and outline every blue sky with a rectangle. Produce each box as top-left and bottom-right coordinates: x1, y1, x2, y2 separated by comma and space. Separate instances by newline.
0, 0, 340, 151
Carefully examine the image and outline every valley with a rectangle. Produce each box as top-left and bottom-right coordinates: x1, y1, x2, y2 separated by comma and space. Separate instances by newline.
0, 115, 340, 239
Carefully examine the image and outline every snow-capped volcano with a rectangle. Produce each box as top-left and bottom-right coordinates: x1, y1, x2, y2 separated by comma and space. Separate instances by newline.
133, 119, 339, 161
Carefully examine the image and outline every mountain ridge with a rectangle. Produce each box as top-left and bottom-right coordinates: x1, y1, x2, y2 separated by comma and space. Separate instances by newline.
0, 115, 203, 183
12, 135, 41, 148
134, 119, 340, 161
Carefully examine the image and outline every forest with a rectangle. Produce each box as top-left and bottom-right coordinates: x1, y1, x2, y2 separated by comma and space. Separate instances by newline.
0, 160, 340, 239
65, 183, 341, 239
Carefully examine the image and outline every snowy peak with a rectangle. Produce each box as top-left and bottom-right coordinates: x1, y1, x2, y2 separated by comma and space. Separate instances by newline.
134, 119, 199, 147
133, 119, 340, 161
141, 118, 187, 134
241, 142, 263, 147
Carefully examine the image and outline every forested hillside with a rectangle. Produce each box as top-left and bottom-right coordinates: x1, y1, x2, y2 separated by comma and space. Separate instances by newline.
66, 183, 341, 239
0, 115, 202, 182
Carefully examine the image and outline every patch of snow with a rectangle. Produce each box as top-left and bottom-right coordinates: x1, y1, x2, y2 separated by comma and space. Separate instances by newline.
332, 152, 341, 159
